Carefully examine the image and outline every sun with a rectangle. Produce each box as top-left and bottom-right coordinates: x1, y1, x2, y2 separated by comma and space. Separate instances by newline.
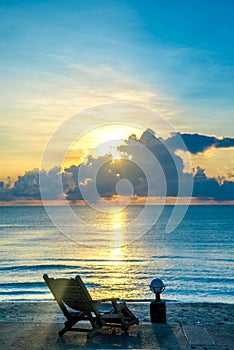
63, 124, 143, 167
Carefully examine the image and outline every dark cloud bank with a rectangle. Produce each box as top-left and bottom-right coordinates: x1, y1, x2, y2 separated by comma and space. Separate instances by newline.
167, 133, 234, 154
1, 130, 234, 202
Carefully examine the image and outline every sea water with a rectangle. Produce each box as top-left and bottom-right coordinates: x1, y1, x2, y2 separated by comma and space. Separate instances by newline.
0, 205, 233, 303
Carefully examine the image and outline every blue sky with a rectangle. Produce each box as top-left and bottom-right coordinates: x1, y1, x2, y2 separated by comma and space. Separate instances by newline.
0, 0, 234, 186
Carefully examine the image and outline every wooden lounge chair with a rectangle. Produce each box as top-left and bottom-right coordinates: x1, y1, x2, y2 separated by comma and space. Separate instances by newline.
43, 274, 139, 338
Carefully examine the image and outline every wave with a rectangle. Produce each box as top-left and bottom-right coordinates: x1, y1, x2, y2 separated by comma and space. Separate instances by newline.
0, 282, 44, 288
151, 255, 234, 262
0, 264, 80, 272
0, 290, 47, 295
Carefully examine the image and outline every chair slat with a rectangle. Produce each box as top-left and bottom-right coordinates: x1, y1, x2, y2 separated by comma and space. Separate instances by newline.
43, 273, 139, 338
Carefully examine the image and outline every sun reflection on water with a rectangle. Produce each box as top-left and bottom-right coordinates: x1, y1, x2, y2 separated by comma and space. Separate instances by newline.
109, 247, 124, 263
94, 210, 132, 297
109, 209, 127, 247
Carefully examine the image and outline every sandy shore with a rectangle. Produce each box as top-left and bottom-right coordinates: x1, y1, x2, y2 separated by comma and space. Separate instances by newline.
0, 301, 233, 325
0, 302, 233, 349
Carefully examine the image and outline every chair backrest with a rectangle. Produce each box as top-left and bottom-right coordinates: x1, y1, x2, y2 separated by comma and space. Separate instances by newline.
43, 274, 99, 314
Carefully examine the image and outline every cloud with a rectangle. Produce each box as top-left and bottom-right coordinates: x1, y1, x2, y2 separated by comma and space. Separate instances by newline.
193, 166, 234, 200
39, 167, 66, 200
0, 180, 14, 201
11, 169, 41, 199
0, 167, 66, 202
166, 133, 234, 154
1, 130, 234, 203
216, 137, 234, 149
56, 130, 234, 202
63, 129, 191, 202
64, 154, 147, 202
119, 129, 182, 196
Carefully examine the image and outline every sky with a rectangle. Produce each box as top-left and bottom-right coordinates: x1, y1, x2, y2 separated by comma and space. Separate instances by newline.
0, 0, 234, 203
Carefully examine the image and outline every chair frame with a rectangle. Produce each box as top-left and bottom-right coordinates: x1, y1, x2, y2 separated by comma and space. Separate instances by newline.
43, 274, 139, 337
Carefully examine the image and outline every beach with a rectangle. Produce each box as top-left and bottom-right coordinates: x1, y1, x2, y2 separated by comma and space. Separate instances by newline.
1, 0, 234, 347
1, 206, 233, 348
0, 301, 233, 349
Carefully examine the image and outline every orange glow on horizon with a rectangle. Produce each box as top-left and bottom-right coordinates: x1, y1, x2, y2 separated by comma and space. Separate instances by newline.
1, 197, 234, 206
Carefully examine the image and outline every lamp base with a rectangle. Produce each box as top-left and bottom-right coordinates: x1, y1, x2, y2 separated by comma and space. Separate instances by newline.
150, 300, 167, 323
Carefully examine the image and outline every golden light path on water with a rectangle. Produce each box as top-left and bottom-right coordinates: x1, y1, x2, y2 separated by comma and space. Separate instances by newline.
83, 209, 132, 299
71, 207, 161, 300
108, 209, 126, 248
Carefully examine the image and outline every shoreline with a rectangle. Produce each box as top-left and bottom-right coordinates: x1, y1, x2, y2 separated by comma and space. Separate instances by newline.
0, 301, 233, 349
1, 298, 233, 303
1, 301, 233, 325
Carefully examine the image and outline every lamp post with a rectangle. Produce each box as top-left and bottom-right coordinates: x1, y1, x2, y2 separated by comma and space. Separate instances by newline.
149, 278, 166, 323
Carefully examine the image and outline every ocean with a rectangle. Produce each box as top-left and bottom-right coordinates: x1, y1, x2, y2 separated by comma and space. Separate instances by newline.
0, 205, 233, 303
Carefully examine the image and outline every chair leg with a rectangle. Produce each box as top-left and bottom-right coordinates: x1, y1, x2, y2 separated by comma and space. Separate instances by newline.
121, 322, 129, 332
121, 305, 139, 326
87, 324, 100, 339
122, 305, 136, 319
59, 318, 79, 336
